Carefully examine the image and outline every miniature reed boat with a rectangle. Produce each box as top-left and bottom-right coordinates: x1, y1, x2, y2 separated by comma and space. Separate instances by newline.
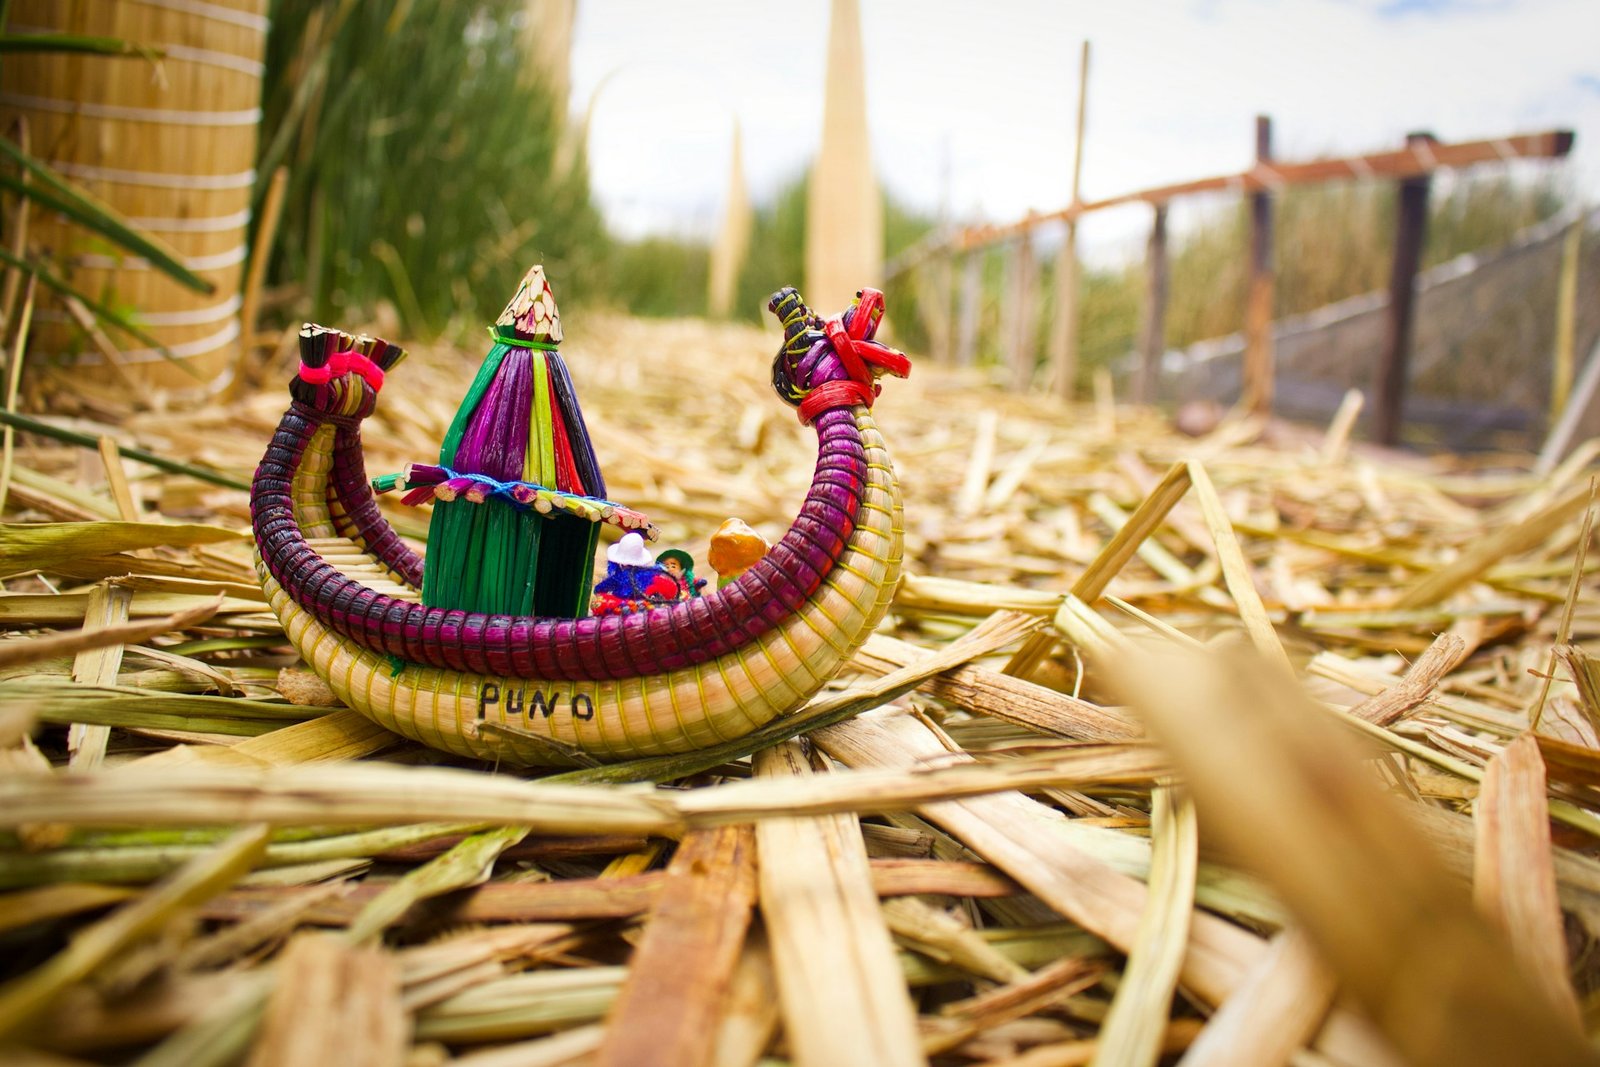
251, 271, 910, 766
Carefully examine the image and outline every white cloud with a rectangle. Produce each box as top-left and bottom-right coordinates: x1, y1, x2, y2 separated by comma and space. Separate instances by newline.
571, 0, 1600, 259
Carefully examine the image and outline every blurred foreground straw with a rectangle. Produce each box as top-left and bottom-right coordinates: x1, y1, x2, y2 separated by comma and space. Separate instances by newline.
1115, 639, 1598, 1067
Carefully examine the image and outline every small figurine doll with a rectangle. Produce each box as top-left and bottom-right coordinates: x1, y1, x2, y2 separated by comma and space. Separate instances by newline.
655, 549, 705, 600
591, 532, 680, 616
708, 517, 772, 589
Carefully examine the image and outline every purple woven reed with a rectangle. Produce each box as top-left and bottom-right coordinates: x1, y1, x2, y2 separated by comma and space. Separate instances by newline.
328, 424, 425, 587
455, 348, 532, 478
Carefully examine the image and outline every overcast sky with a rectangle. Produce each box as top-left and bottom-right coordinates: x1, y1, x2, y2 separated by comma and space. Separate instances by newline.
570, 0, 1600, 261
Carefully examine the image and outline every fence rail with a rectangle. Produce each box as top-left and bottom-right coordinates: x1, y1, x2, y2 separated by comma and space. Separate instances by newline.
891, 119, 1575, 446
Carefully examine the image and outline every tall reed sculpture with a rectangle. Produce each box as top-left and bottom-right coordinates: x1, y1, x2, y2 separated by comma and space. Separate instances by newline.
252, 268, 910, 765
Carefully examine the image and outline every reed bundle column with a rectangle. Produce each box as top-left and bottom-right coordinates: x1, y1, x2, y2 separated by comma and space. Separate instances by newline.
1048, 40, 1090, 400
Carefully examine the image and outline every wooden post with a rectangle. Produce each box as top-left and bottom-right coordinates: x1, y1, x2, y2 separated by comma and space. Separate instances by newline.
1550, 218, 1582, 421
1000, 238, 1023, 386
1010, 231, 1038, 390
1242, 115, 1275, 416
1136, 203, 1169, 404
1373, 132, 1436, 447
933, 144, 955, 364
955, 250, 981, 367
931, 251, 955, 364
1048, 40, 1090, 399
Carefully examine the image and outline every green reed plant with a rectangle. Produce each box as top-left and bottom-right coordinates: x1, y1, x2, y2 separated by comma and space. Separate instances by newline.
258, 0, 606, 337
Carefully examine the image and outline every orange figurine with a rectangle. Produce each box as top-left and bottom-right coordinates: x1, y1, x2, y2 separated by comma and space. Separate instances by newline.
708, 518, 772, 589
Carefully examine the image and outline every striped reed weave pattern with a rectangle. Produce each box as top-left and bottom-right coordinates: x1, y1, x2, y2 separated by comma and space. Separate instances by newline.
252, 288, 909, 765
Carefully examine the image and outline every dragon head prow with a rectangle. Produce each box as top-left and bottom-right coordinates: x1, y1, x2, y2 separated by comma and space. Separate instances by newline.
291, 323, 408, 421
766, 286, 910, 422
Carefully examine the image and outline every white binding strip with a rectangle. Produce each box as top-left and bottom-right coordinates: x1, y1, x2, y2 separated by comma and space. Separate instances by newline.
126, 208, 253, 233
125, 0, 269, 33
1, 93, 261, 127
156, 42, 266, 76
35, 294, 242, 327
7, 28, 265, 76
73, 244, 247, 272
51, 320, 240, 367
46, 161, 256, 189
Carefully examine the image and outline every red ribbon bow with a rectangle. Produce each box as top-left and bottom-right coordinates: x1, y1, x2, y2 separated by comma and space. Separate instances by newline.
298, 350, 386, 392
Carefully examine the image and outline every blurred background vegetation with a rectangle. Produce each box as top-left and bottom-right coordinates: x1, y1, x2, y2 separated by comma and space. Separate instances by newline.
255, 0, 1569, 382
260, 0, 606, 335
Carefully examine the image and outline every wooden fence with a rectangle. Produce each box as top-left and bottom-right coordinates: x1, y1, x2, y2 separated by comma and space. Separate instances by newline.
888, 123, 1574, 445
1146, 207, 1600, 453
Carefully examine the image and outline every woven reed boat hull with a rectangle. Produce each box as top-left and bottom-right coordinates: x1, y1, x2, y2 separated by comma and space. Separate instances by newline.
255, 382, 903, 766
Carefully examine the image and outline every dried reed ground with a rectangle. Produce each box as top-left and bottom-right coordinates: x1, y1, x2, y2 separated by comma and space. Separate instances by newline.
3, 312, 1600, 1066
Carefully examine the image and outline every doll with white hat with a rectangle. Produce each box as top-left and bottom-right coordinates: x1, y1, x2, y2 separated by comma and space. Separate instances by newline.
590, 532, 681, 616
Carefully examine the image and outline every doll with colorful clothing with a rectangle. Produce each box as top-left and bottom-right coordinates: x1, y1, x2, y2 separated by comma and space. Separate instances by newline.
590, 532, 682, 615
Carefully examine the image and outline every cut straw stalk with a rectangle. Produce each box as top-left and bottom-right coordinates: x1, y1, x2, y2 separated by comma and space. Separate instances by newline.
5, 679, 328, 738
176, 882, 351, 974
0, 412, 248, 490
194, 859, 1019, 930
882, 895, 1029, 985
0, 745, 1166, 835
0, 593, 221, 671
0, 276, 35, 518
97, 435, 143, 522
66, 581, 133, 770
243, 933, 403, 1067
203, 875, 663, 927
1557, 644, 1600, 738
1091, 785, 1197, 1067
1086, 492, 1227, 607
0, 883, 138, 937
596, 825, 757, 1067
550, 608, 1039, 785
1473, 734, 1579, 1023
1113, 639, 1597, 1067
1329, 711, 1600, 842
450, 1025, 605, 1067
134, 708, 397, 770
28, 929, 574, 1059
1342, 631, 1466, 727
931, 955, 1105, 1052
1392, 479, 1593, 610
0, 521, 246, 578
709, 926, 780, 1067
1176, 925, 1335, 1067
346, 825, 530, 943
1184, 459, 1293, 674
955, 410, 998, 518
1530, 488, 1594, 729
399, 925, 580, 1013
33, 972, 268, 1061
0, 823, 506, 890
984, 1020, 1205, 1067
811, 711, 1386, 1066
0, 824, 268, 1041
412, 967, 625, 1044
851, 630, 1140, 740
755, 740, 925, 1067
1005, 460, 1193, 678
893, 574, 1062, 618
0, 591, 262, 626
1308, 648, 1522, 736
